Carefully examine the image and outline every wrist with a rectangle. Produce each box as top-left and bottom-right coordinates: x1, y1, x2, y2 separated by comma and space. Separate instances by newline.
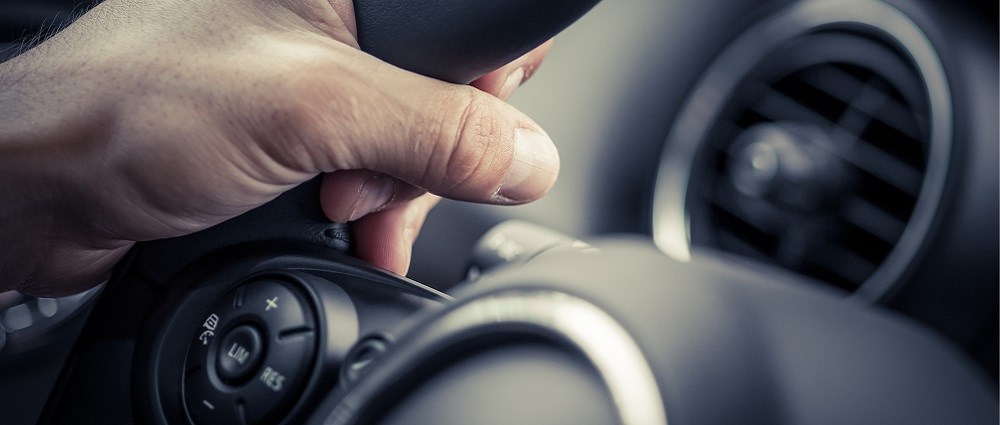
0, 54, 120, 293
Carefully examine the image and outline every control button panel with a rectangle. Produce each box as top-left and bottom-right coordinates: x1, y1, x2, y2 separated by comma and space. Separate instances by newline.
183, 278, 317, 425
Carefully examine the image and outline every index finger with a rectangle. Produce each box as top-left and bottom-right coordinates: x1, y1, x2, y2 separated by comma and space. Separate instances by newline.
471, 39, 554, 100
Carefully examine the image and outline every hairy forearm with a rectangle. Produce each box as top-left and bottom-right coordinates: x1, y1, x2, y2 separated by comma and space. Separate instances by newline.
0, 147, 60, 294
0, 40, 126, 294
0, 50, 48, 283
0, 144, 127, 295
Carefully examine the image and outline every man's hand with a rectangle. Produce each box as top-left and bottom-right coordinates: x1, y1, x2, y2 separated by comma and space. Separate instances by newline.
0, 0, 558, 295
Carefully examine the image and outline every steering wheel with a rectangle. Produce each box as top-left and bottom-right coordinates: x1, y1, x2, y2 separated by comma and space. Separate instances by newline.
39, 1, 995, 424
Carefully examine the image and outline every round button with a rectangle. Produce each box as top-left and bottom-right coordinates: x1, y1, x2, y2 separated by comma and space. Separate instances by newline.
341, 335, 390, 385
216, 324, 265, 385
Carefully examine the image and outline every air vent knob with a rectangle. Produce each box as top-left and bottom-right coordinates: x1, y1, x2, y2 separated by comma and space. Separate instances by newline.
728, 123, 847, 211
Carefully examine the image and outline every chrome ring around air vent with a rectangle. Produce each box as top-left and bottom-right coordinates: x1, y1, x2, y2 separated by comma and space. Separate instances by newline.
327, 289, 667, 425
652, 0, 951, 301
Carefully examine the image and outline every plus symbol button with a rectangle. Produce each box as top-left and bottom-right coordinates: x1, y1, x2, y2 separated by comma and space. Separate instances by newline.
265, 296, 279, 311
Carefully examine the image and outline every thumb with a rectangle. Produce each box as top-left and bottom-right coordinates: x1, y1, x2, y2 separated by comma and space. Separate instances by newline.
337, 58, 560, 204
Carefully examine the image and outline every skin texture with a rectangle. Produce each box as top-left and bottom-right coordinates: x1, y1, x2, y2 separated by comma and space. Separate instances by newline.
0, 0, 557, 296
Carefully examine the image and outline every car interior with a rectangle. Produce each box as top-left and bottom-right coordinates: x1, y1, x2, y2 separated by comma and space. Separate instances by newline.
1, 0, 997, 424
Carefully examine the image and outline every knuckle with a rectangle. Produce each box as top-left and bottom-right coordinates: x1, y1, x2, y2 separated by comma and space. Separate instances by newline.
261, 94, 325, 170
424, 87, 508, 193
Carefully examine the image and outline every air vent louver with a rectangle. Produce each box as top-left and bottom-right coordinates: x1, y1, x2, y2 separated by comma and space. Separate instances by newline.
654, 1, 951, 299
691, 60, 928, 290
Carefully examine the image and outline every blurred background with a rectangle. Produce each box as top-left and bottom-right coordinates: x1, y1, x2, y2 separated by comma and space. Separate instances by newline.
1, 0, 997, 423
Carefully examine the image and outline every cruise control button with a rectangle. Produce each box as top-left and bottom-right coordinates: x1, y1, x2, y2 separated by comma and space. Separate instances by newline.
185, 366, 240, 425
2, 303, 32, 331
241, 280, 309, 330
37, 298, 58, 318
216, 325, 265, 385
241, 330, 316, 424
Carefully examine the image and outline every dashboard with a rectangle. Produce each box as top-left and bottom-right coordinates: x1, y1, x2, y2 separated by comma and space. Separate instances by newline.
416, 0, 998, 374
0, 0, 997, 424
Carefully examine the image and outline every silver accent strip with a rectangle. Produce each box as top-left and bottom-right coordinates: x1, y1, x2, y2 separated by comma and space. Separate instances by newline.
651, 0, 952, 301
327, 290, 667, 425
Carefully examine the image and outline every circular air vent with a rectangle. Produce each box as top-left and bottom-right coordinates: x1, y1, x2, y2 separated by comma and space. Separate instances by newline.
652, 0, 951, 300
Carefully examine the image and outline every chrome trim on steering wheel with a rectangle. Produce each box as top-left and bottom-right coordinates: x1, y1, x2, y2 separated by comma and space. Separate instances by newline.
327, 289, 667, 425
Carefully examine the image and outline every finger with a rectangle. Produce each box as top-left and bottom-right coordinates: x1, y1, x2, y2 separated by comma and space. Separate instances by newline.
267, 46, 559, 205
319, 169, 425, 223
351, 194, 441, 275
471, 39, 554, 100
319, 36, 554, 221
